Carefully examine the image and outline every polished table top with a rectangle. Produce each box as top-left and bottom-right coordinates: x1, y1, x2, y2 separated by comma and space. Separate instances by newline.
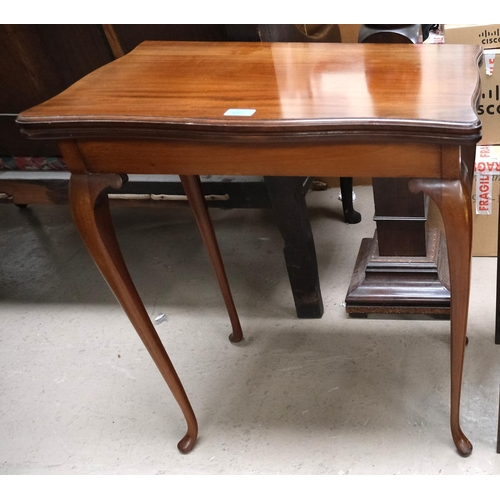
18, 42, 482, 145
16, 41, 484, 457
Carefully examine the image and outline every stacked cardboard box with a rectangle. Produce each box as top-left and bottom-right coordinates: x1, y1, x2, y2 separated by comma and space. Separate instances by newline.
444, 24, 500, 255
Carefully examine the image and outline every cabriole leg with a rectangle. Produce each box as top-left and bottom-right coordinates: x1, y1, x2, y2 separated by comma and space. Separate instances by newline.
69, 173, 198, 453
409, 170, 473, 457
180, 175, 243, 343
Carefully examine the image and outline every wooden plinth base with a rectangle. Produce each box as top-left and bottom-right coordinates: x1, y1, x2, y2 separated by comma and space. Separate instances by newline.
345, 228, 451, 316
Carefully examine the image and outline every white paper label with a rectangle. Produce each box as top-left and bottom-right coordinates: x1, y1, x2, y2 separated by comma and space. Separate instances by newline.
475, 145, 500, 175
485, 52, 496, 76
223, 109, 256, 116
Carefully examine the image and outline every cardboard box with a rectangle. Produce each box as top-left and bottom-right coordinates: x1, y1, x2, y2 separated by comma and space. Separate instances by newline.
427, 145, 500, 256
471, 145, 500, 256
444, 25, 500, 145
471, 176, 499, 256
444, 24, 500, 49
477, 48, 500, 145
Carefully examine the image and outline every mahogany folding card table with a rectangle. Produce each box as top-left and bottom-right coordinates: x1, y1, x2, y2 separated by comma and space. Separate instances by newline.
17, 41, 483, 456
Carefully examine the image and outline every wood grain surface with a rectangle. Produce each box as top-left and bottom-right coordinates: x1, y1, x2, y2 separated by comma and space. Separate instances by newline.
18, 42, 483, 144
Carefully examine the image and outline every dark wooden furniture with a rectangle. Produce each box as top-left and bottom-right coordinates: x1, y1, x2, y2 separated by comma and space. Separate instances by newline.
345, 24, 451, 316
18, 41, 482, 457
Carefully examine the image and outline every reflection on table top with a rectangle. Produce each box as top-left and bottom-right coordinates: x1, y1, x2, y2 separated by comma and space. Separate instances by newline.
18, 42, 483, 144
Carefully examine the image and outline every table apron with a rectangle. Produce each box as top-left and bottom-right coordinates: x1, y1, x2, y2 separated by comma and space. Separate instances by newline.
72, 139, 446, 178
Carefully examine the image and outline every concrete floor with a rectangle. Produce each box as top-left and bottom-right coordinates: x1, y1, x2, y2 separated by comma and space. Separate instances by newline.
1, 185, 499, 475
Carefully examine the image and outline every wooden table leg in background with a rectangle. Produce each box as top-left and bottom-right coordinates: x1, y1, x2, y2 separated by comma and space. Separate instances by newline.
69, 173, 198, 453
497, 388, 500, 453
497, 389, 500, 453
340, 177, 362, 224
180, 174, 243, 343
409, 151, 473, 457
264, 176, 324, 319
